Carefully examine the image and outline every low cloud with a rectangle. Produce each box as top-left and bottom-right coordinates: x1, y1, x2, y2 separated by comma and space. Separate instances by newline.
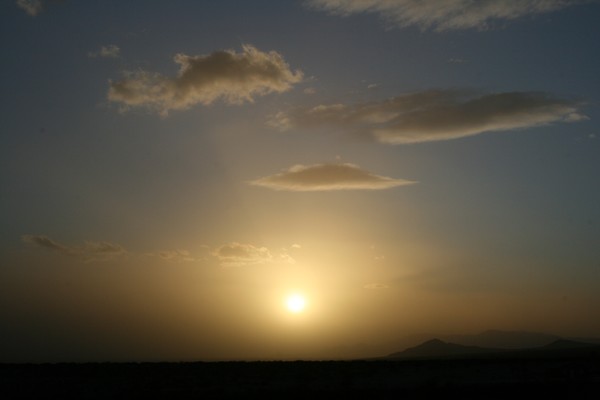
88, 44, 120, 58
16, 0, 43, 16
108, 44, 303, 115
271, 90, 586, 144
22, 234, 126, 262
212, 242, 295, 267
250, 163, 415, 191
307, 0, 590, 31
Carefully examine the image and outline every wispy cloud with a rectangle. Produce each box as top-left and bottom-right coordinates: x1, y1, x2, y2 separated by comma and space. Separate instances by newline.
16, 0, 43, 16
270, 90, 586, 144
212, 242, 296, 267
152, 249, 197, 263
21, 234, 73, 254
307, 0, 591, 31
108, 44, 303, 115
88, 44, 120, 58
364, 283, 389, 290
22, 234, 126, 262
250, 163, 416, 191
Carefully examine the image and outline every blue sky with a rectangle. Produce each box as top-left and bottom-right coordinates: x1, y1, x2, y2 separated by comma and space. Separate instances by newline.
1, 0, 599, 361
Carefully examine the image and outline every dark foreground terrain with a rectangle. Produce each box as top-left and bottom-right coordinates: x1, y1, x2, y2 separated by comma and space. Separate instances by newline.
2, 349, 600, 399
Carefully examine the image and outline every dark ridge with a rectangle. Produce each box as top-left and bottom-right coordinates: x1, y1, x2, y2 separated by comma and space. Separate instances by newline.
388, 338, 501, 359
542, 339, 597, 350
445, 330, 560, 349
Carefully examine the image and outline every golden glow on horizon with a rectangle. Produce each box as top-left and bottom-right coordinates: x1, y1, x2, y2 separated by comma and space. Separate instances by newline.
286, 294, 306, 313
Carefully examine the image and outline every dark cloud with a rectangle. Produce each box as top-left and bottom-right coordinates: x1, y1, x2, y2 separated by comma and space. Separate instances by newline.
271, 90, 586, 144
156, 249, 196, 263
21, 234, 73, 255
16, 0, 43, 16
22, 234, 126, 262
108, 45, 303, 115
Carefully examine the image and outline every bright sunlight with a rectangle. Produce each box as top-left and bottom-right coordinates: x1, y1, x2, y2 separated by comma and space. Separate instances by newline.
286, 294, 306, 313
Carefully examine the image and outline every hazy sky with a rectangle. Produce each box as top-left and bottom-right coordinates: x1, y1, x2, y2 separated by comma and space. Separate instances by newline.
1, 0, 599, 362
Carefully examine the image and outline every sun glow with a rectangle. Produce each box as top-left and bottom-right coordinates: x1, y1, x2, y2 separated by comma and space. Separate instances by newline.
286, 294, 306, 313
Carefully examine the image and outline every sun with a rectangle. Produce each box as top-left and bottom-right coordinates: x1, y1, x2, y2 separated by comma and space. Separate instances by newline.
286, 294, 306, 313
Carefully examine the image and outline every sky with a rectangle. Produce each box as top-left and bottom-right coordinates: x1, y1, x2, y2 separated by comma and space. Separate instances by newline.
1, 0, 599, 362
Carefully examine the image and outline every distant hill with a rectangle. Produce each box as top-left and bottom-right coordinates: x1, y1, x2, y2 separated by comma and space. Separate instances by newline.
390, 330, 563, 352
387, 339, 502, 359
541, 339, 598, 350
445, 330, 560, 349
383, 337, 600, 361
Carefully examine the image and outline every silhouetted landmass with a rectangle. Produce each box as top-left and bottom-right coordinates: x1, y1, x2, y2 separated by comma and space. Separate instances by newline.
2, 344, 599, 399
543, 339, 598, 350
383, 338, 600, 361
448, 329, 561, 348
387, 338, 502, 359
397, 330, 562, 351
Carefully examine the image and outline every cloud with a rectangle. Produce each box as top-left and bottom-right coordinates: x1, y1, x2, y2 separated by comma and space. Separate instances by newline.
83, 241, 126, 257
250, 163, 416, 191
108, 44, 303, 115
88, 44, 120, 58
21, 234, 74, 255
364, 283, 389, 290
212, 242, 295, 267
155, 249, 197, 263
448, 58, 468, 64
307, 0, 591, 31
22, 234, 126, 262
270, 90, 586, 144
16, 0, 43, 16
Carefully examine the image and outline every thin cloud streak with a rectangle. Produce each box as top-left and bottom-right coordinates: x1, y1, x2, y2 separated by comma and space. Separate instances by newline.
271, 90, 586, 144
212, 242, 295, 267
250, 163, 416, 191
88, 44, 120, 58
22, 234, 126, 262
364, 283, 389, 290
16, 0, 43, 16
307, 0, 591, 31
108, 45, 303, 115
149, 249, 198, 263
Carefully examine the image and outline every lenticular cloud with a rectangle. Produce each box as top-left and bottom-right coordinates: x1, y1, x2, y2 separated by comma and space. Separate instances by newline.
250, 163, 416, 191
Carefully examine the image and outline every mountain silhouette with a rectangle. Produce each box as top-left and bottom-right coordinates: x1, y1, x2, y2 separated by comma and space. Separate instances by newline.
443, 330, 560, 349
387, 339, 501, 359
392, 330, 563, 352
383, 337, 600, 361
541, 339, 596, 350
